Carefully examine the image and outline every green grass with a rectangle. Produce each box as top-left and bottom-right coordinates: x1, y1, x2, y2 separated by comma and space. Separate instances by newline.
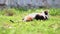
0, 8, 60, 34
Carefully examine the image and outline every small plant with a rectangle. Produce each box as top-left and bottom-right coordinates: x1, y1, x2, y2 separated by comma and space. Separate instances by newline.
3, 8, 16, 16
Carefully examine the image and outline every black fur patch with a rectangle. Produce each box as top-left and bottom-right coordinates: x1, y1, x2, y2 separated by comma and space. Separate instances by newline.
35, 14, 45, 20
44, 11, 48, 15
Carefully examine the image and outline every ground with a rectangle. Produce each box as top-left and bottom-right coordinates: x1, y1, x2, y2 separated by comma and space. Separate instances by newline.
0, 8, 60, 34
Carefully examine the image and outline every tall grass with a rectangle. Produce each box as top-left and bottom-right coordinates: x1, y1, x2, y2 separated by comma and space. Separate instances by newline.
0, 8, 60, 16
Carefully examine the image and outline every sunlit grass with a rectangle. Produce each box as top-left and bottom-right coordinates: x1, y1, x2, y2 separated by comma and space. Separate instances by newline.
0, 8, 60, 34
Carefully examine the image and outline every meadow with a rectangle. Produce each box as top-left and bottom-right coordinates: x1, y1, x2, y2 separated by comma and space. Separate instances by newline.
0, 8, 60, 34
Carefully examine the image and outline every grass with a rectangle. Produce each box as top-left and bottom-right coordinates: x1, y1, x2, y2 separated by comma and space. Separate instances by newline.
0, 8, 60, 34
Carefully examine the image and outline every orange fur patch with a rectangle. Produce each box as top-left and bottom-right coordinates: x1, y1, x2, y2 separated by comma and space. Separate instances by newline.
26, 16, 33, 21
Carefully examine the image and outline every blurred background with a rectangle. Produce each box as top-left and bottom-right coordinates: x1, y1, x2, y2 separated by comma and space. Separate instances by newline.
0, 0, 60, 9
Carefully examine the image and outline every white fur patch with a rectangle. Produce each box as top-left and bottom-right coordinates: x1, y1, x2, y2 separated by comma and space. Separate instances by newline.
23, 13, 38, 21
